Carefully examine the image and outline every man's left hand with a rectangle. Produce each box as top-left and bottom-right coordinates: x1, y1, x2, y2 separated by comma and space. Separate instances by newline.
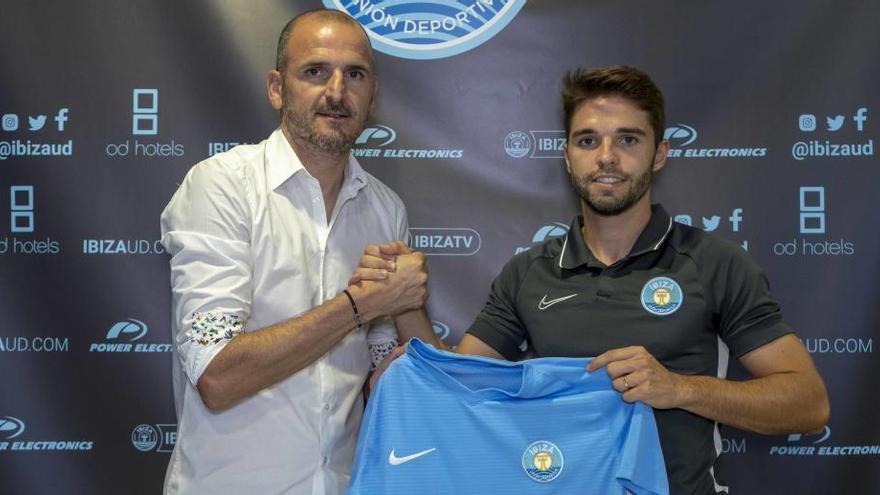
587, 346, 688, 409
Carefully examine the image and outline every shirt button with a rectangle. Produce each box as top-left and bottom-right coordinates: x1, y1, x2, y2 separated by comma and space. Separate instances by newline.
322, 456, 329, 465
323, 403, 330, 411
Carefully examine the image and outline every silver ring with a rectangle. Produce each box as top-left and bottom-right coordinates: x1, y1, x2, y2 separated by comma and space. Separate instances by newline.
623, 376, 631, 389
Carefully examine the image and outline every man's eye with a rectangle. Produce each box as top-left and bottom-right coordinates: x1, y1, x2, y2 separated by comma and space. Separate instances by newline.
621, 136, 639, 145
305, 68, 323, 77
349, 70, 365, 80
578, 137, 596, 147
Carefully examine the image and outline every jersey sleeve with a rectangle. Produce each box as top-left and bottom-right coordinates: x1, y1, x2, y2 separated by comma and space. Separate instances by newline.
466, 254, 529, 360
616, 402, 670, 495
711, 245, 794, 358
160, 160, 253, 387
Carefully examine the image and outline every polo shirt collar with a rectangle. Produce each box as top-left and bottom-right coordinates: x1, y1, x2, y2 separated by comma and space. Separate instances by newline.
559, 204, 674, 270
266, 127, 368, 193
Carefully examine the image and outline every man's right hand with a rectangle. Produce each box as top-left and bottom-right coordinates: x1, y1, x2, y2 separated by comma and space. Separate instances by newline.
347, 248, 428, 320
348, 241, 412, 285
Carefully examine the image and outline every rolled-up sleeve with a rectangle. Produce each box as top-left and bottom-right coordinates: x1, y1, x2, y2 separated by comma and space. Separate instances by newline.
160, 161, 253, 386
365, 193, 410, 368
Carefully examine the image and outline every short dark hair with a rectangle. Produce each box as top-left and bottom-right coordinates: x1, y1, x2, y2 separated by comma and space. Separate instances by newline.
562, 66, 665, 148
275, 9, 371, 71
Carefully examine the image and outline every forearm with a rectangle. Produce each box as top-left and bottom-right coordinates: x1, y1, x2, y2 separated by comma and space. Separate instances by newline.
676, 371, 829, 435
197, 292, 359, 410
392, 309, 444, 349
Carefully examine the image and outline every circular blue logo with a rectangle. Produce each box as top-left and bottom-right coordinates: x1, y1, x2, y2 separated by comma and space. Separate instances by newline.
323, 1, 527, 60
521, 440, 564, 483
131, 424, 158, 452
504, 131, 531, 158
640, 277, 683, 316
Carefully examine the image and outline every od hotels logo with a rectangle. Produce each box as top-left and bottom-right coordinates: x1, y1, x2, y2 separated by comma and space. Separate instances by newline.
0, 185, 63, 256
89, 318, 172, 353
772, 186, 855, 257
105, 88, 185, 158
324, 0, 526, 60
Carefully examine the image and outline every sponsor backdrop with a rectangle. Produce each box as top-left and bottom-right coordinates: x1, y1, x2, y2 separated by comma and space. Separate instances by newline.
1, 0, 877, 493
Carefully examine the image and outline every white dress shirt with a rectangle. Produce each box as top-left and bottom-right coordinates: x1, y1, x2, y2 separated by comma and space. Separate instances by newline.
160, 128, 406, 495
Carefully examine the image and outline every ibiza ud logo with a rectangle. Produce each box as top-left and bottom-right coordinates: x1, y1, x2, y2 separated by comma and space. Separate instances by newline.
131, 423, 177, 453
504, 130, 566, 159
522, 440, 564, 483
324, 1, 526, 60
640, 277, 683, 316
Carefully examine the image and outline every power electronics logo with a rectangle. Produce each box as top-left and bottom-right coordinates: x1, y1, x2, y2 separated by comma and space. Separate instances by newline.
324, 1, 526, 60
432, 320, 451, 340
792, 107, 872, 160
131, 423, 176, 453
105, 88, 185, 158
0, 107, 73, 160
664, 123, 767, 159
504, 130, 566, 159
408, 228, 481, 256
0, 185, 62, 256
772, 186, 855, 257
88, 318, 172, 353
353, 125, 463, 159
0, 416, 93, 452
515, 222, 569, 254
770, 426, 880, 457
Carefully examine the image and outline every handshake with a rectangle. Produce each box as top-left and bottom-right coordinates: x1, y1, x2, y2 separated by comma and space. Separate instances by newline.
344, 241, 429, 322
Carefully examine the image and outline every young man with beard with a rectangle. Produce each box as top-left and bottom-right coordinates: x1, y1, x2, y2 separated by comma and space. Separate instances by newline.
159, 9, 437, 495
365, 66, 829, 494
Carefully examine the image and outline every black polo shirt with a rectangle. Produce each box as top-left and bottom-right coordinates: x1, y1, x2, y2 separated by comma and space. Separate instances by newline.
468, 204, 793, 495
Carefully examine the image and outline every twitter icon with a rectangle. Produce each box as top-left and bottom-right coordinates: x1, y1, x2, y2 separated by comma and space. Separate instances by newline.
702, 216, 721, 231
826, 115, 844, 131
28, 115, 47, 131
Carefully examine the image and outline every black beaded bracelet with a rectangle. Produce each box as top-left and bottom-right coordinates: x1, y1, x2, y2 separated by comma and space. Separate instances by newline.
342, 289, 364, 329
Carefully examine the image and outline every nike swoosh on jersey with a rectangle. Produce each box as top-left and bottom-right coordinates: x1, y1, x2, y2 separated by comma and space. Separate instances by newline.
537, 293, 578, 310
388, 448, 437, 466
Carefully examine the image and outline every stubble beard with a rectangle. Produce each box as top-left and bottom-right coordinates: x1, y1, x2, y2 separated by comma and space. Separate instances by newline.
571, 164, 654, 217
281, 93, 364, 156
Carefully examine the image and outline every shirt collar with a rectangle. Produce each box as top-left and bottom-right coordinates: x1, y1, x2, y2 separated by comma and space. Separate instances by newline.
266, 127, 368, 193
559, 204, 674, 270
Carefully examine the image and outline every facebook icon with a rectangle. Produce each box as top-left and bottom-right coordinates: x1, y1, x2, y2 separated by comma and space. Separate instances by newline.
728, 208, 742, 232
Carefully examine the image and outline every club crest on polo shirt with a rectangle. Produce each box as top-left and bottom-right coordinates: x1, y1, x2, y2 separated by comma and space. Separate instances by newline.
521, 440, 564, 483
640, 277, 683, 316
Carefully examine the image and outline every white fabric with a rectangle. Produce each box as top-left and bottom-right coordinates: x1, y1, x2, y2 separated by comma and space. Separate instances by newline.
160, 128, 407, 495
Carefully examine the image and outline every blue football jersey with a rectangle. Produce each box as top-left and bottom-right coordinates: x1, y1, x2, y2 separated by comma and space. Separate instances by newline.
347, 339, 668, 494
